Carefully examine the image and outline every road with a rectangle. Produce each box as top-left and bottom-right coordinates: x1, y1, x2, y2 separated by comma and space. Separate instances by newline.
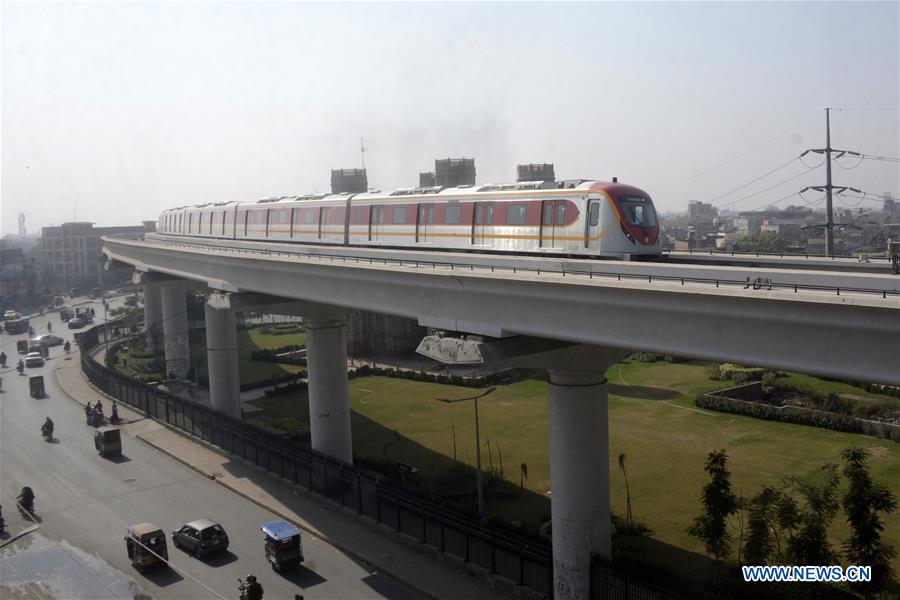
1, 296, 426, 599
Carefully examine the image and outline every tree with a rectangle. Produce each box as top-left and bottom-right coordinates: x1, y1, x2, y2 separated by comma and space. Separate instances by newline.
733, 231, 790, 254
841, 447, 897, 589
784, 465, 841, 565
619, 453, 634, 533
688, 449, 738, 562
744, 486, 786, 565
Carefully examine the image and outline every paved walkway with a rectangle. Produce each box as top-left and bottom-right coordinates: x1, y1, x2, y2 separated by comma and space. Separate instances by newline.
55, 352, 526, 600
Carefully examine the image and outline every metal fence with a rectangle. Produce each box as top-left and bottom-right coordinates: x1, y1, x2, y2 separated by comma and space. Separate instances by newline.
83, 325, 711, 599
79, 326, 554, 596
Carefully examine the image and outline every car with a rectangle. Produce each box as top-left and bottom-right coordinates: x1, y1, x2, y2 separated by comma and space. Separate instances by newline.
3, 310, 20, 321
102, 291, 116, 299
30, 335, 65, 347
25, 352, 45, 368
68, 318, 86, 330
171, 519, 229, 558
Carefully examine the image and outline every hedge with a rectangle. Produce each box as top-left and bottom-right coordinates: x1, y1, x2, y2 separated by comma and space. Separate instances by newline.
696, 391, 899, 442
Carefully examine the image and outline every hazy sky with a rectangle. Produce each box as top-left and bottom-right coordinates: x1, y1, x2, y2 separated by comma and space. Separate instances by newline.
2, 2, 898, 234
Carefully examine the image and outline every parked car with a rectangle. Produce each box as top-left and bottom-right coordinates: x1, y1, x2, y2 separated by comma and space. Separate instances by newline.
3, 310, 21, 321
172, 519, 229, 558
30, 335, 65, 347
25, 352, 45, 368
68, 318, 86, 330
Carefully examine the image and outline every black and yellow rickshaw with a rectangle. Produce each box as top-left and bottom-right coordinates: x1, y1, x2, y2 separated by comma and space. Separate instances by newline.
125, 522, 168, 573
29, 376, 45, 399
94, 426, 122, 457
261, 520, 303, 572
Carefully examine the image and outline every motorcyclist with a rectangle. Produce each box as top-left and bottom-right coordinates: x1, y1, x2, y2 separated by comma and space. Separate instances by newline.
47, 322, 52, 332
0, 351, 7, 367
17, 487, 34, 515
42, 417, 54, 439
17, 359, 24, 374
28, 326, 35, 336
64, 341, 71, 354
239, 575, 264, 600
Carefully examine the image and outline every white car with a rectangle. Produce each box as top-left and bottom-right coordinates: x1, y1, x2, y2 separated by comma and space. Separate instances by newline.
25, 352, 45, 368
30, 334, 65, 347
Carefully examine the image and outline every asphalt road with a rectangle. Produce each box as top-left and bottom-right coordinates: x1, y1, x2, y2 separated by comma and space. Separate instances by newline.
1, 297, 426, 600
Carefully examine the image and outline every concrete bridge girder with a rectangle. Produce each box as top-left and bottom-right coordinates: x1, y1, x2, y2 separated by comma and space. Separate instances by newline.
105, 239, 900, 385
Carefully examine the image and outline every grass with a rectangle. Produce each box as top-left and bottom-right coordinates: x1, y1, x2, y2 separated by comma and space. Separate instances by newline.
114, 326, 308, 386
247, 358, 900, 581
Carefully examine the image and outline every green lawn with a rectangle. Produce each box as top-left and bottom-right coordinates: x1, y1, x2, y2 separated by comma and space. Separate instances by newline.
247, 359, 900, 580
190, 327, 306, 385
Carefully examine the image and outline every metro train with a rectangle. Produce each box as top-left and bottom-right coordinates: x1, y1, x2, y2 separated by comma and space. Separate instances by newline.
156, 178, 662, 260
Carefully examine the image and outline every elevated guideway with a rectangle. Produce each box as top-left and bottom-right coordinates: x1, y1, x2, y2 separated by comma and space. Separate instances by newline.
102, 233, 900, 600
105, 235, 900, 385
667, 248, 896, 274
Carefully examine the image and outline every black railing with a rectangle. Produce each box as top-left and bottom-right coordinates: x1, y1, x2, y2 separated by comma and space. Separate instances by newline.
79, 325, 553, 596
82, 325, 718, 599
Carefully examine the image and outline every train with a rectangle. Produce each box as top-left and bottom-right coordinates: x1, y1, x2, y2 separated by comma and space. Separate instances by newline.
156, 178, 662, 260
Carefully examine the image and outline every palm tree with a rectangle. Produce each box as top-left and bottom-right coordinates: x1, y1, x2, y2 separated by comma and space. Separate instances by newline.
619, 453, 633, 533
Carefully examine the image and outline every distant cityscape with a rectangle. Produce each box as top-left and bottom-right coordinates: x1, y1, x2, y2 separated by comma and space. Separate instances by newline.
661, 193, 900, 256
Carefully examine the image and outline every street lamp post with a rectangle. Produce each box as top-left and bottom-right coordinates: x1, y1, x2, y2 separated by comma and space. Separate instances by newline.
438, 387, 497, 519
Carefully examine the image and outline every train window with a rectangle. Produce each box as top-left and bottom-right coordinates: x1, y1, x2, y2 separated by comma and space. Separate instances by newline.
304, 208, 317, 224
618, 196, 656, 227
353, 207, 366, 224
589, 203, 600, 226
557, 203, 566, 226
392, 206, 408, 224
445, 205, 461, 224
507, 204, 527, 226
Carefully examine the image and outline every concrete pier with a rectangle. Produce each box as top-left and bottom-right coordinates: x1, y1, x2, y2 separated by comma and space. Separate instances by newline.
143, 279, 163, 353
160, 283, 190, 380
305, 316, 353, 464
547, 370, 610, 600
204, 300, 241, 418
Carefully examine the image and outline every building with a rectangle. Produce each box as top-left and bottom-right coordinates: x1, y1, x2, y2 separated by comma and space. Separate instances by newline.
347, 310, 427, 358
41, 221, 156, 291
434, 158, 476, 187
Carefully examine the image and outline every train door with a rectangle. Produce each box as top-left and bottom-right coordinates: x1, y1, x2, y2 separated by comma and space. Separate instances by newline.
318, 207, 329, 239
585, 200, 602, 249
541, 200, 566, 248
369, 205, 384, 242
472, 202, 494, 246
417, 204, 434, 243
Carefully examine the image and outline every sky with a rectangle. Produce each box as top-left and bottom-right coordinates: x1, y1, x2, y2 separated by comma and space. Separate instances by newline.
2, 1, 898, 235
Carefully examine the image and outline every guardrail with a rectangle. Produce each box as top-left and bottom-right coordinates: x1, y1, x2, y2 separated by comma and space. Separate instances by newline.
78, 325, 553, 596
105, 236, 899, 299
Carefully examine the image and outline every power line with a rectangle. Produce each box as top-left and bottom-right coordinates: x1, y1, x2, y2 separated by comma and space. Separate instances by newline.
706, 156, 801, 205
716, 166, 820, 210
662, 109, 823, 187
861, 153, 900, 163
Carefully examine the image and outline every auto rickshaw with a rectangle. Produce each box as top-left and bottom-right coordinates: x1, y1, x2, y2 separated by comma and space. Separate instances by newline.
94, 426, 122, 457
125, 522, 168, 573
29, 376, 45, 399
261, 520, 303, 572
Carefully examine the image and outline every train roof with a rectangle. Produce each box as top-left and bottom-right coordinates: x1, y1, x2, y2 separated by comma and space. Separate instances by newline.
161, 179, 643, 212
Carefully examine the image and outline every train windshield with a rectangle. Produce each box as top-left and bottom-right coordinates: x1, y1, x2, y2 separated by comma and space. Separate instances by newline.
618, 196, 656, 227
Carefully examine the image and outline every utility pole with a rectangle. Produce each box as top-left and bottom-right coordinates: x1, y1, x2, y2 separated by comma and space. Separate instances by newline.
360, 137, 366, 170
800, 108, 861, 256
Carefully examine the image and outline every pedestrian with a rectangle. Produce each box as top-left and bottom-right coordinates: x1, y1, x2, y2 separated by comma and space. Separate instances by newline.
111, 402, 119, 423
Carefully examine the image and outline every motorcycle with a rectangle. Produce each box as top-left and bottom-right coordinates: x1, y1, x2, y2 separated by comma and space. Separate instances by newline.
238, 576, 264, 600
0, 351, 7, 367
17, 360, 25, 375
64, 341, 71, 354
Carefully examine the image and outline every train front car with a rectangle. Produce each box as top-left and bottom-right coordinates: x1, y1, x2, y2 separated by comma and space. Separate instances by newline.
590, 181, 662, 260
